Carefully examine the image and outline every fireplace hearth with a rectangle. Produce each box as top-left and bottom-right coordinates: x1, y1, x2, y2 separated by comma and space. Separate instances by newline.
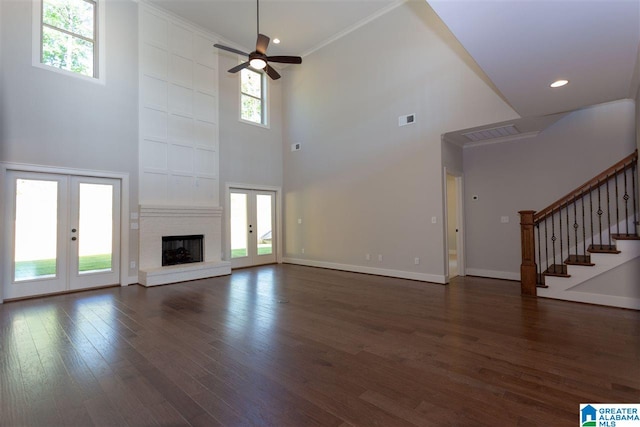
162, 235, 203, 266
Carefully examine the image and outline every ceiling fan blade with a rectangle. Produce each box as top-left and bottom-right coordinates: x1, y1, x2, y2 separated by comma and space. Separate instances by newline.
228, 62, 251, 73
266, 56, 302, 64
214, 44, 249, 57
264, 64, 281, 80
256, 34, 270, 55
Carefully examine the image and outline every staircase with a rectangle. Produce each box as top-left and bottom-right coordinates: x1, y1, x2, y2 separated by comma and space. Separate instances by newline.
519, 150, 639, 309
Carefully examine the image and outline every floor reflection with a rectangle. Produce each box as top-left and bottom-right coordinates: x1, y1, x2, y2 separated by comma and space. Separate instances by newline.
225, 267, 279, 345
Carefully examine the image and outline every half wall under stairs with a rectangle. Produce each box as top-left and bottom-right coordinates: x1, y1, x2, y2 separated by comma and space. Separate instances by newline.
539, 238, 640, 309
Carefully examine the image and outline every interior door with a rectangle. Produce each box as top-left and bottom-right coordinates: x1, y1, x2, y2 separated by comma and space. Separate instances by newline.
3, 172, 121, 300
230, 189, 276, 268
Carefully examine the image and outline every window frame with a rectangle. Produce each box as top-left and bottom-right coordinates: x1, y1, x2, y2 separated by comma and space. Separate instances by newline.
32, 0, 106, 84
239, 66, 269, 128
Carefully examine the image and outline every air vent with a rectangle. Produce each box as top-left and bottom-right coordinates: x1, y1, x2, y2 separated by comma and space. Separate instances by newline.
463, 124, 520, 142
398, 114, 416, 127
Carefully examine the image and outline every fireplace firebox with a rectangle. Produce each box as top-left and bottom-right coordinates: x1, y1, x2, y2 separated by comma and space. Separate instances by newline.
162, 235, 203, 266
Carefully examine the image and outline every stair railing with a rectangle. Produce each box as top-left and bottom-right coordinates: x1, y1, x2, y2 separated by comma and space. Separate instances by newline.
519, 150, 638, 296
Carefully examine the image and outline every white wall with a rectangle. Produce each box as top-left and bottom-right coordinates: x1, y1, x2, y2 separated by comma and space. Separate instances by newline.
281, 1, 517, 282
463, 99, 637, 279
0, 0, 139, 278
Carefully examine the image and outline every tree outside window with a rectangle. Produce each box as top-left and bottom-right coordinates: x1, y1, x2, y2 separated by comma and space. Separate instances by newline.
41, 0, 96, 78
240, 68, 266, 125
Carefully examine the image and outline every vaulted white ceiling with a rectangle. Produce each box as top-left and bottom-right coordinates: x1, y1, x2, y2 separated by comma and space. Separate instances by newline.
149, 0, 640, 119
149, 0, 401, 57
429, 0, 640, 118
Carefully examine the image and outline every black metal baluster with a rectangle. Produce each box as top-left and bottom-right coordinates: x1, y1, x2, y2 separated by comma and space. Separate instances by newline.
632, 162, 637, 235
544, 216, 549, 275
536, 222, 541, 284
573, 196, 578, 261
606, 174, 611, 247
559, 204, 564, 266
615, 167, 620, 237
551, 207, 557, 273
589, 185, 594, 250
566, 200, 570, 261
581, 190, 586, 257
597, 180, 603, 249
624, 165, 629, 236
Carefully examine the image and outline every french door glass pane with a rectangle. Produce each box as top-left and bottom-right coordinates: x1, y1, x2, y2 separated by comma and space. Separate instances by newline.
256, 194, 273, 255
231, 193, 248, 258
78, 183, 113, 274
14, 179, 58, 281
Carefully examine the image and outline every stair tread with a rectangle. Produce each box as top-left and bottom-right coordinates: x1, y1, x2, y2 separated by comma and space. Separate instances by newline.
564, 254, 595, 266
587, 244, 621, 254
543, 264, 570, 278
611, 233, 640, 240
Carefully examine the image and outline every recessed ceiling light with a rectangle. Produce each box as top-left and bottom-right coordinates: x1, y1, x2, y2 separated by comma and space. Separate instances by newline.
273, 38, 281, 44
550, 79, 569, 88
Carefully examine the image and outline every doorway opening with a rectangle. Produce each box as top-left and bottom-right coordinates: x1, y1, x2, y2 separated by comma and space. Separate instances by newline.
445, 171, 465, 281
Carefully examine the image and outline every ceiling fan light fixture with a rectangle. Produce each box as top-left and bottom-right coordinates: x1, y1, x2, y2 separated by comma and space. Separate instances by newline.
550, 79, 569, 88
250, 58, 267, 69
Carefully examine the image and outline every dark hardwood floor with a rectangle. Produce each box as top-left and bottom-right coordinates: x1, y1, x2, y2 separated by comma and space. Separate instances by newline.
1, 264, 638, 426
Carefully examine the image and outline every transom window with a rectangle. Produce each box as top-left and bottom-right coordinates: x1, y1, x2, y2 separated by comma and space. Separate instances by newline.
39, 0, 98, 78
240, 67, 267, 126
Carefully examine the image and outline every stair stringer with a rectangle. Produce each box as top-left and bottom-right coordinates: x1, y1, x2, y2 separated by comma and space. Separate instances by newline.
539, 240, 640, 309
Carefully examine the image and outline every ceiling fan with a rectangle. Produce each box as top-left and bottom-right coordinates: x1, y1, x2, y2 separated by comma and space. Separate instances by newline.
213, 0, 302, 80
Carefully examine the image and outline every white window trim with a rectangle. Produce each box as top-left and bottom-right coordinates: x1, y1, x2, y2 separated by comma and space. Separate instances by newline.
239, 66, 270, 129
32, 0, 106, 84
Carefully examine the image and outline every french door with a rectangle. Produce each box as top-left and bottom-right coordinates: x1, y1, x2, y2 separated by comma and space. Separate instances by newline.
3, 171, 121, 300
230, 189, 276, 268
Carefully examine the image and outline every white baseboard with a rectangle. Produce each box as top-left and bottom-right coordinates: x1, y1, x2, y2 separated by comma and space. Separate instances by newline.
466, 268, 520, 281
283, 257, 446, 284
125, 275, 139, 286
539, 291, 640, 310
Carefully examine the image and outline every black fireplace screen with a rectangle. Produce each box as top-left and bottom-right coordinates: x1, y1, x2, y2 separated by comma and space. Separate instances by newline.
162, 235, 204, 266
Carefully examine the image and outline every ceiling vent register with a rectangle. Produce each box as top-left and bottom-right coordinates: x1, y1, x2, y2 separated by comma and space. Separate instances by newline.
463, 124, 520, 142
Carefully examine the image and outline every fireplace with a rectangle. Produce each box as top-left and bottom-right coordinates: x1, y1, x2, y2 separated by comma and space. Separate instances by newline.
162, 235, 203, 266
138, 205, 230, 286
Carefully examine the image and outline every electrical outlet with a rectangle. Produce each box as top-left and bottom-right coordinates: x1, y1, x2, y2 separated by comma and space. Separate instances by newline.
298, 218, 302, 224
301, 248, 305, 254
414, 257, 420, 265
501, 216, 510, 224
291, 143, 301, 152
130, 261, 136, 269
131, 222, 139, 229
366, 253, 371, 261
431, 216, 437, 224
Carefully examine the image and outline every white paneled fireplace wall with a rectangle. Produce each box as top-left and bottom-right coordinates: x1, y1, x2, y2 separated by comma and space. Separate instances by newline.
138, 4, 230, 286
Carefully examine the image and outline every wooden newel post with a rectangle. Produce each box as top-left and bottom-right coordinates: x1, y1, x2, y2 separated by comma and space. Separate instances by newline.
519, 210, 537, 296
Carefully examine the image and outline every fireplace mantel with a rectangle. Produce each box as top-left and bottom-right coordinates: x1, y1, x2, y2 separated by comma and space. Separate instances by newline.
138, 204, 230, 286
